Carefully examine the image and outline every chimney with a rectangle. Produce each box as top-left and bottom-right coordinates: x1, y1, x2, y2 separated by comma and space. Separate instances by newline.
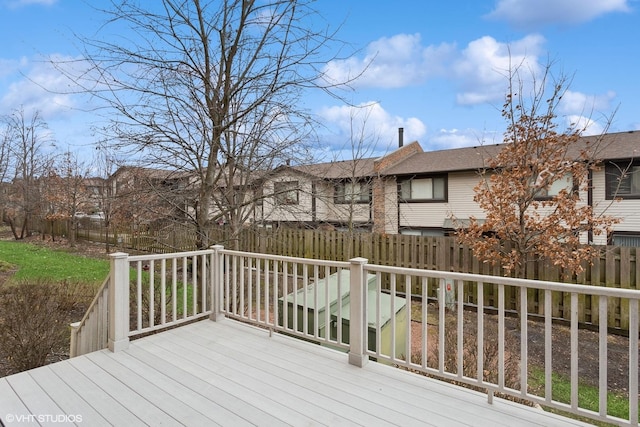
398, 127, 404, 147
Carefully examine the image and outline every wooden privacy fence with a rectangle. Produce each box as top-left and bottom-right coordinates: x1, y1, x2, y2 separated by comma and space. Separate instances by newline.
74, 224, 640, 331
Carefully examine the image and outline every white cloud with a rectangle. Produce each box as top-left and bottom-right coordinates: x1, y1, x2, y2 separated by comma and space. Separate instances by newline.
0, 57, 28, 80
322, 34, 455, 89
1, 0, 57, 8
567, 115, 605, 136
319, 102, 426, 154
0, 54, 91, 121
429, 128, 501, 150
452, 35, 545, 106
486, 0, 630, 28
559, 90, 616, 115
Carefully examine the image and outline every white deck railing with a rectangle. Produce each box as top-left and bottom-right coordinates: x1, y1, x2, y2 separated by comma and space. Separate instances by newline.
73, 246, 640, 426
69, 275, 110, 357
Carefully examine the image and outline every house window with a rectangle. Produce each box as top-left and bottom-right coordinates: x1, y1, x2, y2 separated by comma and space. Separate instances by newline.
335, 181, 371, 204
533, 172, 574, 200
399, 176, 446, 202
274, 181, 299, 205
606, 161, 640, 199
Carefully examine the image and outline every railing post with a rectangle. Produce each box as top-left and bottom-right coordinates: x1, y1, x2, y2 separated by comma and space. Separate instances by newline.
69, 321, 80, 358
349, 257, 369, 367
108, 252, 130, 352
210, 245, 225, 321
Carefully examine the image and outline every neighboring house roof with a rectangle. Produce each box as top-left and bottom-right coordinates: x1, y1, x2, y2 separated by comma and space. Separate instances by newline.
292, 157, 378, 180
383, 130, 640, 176
110, 166, 192, 181
382, 144, 503, 176
581, 130, 640, 161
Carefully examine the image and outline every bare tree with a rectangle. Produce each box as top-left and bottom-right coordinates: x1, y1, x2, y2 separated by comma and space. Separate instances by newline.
0, 124, 11, 183
43, 151, 91, 246
61, 0, 348, 249
3, 108, 55, 240
92, 142, 121, 253
454, 62, 619, 279
336, 108, 380, 234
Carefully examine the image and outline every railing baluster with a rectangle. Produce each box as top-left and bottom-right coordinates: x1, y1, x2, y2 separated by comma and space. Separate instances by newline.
405, 275, 412, 364
336, 269, 342, 345
182, 256, 187, 320
136, 260, 142, 331
273, 260, 278, 328
376, 271, 382, 357
498, 283, 505, 390
520, 285, 528, 397
421, 276, 427, 370
457, 279, 463, 378
264, 259, 270, 326
477, 281, 484, 384
172, 258, 177, 323
599, 295, 608, 417
191, 256, 197, 316
247, 257, 252, 320
570, 292, 579, 410
629, 298, 639, 426
283, 261, 288, 331
438, 278, 445, 374
390, 273, 396, 361
256, 258, 261, 323
160, 258, 166, 325
201, 252, 207, 312
149, 260, 155, 328
302, 264, 308, 336
313, 265, 319, 339
324, 265, 330, 343
544, 289, 552, 403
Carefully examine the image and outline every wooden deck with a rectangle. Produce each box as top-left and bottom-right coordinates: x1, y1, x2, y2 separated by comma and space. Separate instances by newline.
1, 318, 591, 426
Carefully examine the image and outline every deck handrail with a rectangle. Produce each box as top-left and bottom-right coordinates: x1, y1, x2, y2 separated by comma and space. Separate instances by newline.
214, 247, 640, 427
73, 246, 640, 425
69, 274, 110, 357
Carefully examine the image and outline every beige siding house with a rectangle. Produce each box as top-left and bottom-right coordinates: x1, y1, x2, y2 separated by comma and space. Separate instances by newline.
108, 130, 640, 245
378, 130, 640, 245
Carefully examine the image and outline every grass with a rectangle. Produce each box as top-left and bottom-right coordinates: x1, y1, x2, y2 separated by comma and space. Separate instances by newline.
132, 269, 197, 318
529, 367, 637, 426
0, 240, 109, 286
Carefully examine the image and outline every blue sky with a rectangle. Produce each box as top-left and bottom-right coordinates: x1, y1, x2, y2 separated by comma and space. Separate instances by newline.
0, 0, 638, 162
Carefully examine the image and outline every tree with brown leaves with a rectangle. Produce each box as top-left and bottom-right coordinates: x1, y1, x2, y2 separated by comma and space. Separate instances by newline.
455, 64, 619, 279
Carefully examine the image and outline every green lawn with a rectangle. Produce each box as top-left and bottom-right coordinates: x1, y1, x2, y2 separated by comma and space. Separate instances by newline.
529, 367, 637, 426
0, 241, 109, 286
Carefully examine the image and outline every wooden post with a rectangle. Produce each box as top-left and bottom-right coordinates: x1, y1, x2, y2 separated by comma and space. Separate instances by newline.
69, 321, 80, 358
348, 257, 369, 367
108, 252, 130, 352
210, 245, 225, 321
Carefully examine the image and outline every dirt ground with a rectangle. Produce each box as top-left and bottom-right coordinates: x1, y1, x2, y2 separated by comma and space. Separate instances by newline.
410, 307, 635, 396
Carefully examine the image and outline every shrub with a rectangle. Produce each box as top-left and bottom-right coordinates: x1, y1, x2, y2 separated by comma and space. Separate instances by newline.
0, 280, 93, 375
412, 311, 521, 390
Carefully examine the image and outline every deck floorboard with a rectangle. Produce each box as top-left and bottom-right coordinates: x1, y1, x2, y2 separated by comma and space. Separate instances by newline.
0, 318, 592, 427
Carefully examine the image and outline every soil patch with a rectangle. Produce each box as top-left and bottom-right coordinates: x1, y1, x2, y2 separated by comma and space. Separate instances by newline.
411, 306, 634, 395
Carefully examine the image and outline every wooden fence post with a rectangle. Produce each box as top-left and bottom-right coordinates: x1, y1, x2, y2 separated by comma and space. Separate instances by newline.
349, 256, 369, 367
210, 245, 225, 321
108, 252, 130, 352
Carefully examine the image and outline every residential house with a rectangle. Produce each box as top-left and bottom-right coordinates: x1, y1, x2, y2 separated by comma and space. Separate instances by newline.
254, 135, 423, 232
379, 130, 640, 245
108, 166, 193, 227
104, 130, 640, 245
256, 158, 377, 230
